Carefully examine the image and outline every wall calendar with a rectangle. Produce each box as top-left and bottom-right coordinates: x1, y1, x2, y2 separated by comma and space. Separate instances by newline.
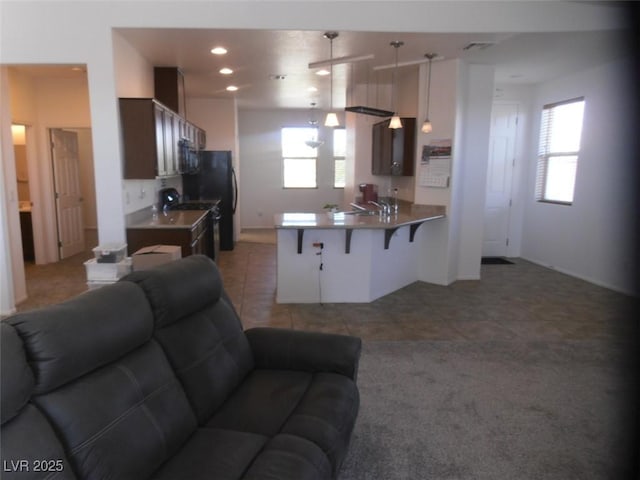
419, 139, 452, 188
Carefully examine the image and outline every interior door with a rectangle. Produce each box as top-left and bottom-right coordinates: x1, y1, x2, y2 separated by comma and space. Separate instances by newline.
482, 103, 518, 257
50, 129, 85, 259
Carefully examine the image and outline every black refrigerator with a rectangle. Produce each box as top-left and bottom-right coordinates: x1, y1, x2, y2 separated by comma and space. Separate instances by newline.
182, 151, 237, 251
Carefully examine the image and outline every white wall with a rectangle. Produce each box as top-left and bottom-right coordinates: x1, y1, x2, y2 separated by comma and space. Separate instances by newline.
520, 57, 637, 294
238, 108, 344, 228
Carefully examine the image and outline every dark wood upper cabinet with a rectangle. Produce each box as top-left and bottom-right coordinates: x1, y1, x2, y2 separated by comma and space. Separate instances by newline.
371, 117, 416, 176
120, 98, 207, 179
154, 67, 186, 117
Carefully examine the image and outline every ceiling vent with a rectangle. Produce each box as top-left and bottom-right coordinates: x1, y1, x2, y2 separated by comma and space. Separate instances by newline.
463, 41, 496, 52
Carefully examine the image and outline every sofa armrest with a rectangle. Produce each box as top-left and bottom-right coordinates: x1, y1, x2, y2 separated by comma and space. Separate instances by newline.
245, 328, 362, 381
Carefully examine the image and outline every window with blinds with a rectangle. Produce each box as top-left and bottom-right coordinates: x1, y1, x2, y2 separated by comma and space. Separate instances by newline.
536, 97, 585, 204
282, 127, 318, 188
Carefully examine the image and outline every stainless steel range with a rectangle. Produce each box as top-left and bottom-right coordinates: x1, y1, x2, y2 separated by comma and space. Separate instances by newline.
159, 188, 220, 262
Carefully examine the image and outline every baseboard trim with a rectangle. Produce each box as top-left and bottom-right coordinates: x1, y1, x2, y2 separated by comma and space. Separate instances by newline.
520, 255, 636, 297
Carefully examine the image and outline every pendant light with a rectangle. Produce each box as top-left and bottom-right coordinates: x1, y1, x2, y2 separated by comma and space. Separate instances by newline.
324, 32, 340, 127
421, 53, 437, 133
388, 41, 404, 129
305, 103, 324, 149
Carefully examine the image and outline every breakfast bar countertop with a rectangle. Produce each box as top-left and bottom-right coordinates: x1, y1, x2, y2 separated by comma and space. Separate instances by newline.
126, 209, 209, 230
274, 203, 446, 230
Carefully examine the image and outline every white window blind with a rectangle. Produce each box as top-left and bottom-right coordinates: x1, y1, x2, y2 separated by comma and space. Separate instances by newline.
536, 97, 585, 204
282, 127, 318, 188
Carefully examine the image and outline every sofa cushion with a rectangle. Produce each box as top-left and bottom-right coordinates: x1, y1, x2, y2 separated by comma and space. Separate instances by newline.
33, 340, 197, 480
122, 255, 255, 423
243, 434, 332, 480
280, 372, 359, 475
151, 428, 268, 480
1, 404, 78, 480
206, 370, 312, 436
1, 322, 77, 479
8, 282, 198, 480
0, 322, 34, 425
7, 282, 153, 394
123, 254, 226, 328
206, 369, 359, 476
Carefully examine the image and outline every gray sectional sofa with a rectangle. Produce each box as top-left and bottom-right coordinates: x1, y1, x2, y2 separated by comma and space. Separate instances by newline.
1, 255, 361, 479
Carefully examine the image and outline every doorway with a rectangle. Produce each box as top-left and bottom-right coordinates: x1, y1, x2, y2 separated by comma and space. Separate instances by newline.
50, 128, 85, 259
482, 103, 518, 257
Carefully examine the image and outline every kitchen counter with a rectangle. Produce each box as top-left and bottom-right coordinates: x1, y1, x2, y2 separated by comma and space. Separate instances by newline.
126, 209, 209, 229
126, 208, 215, 260
274, 203, 446, 253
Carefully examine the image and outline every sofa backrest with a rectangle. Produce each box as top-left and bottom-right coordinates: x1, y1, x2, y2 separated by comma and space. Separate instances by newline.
1, 322, 78, 479
5, 281, 197, 480
122, 255, 255, 424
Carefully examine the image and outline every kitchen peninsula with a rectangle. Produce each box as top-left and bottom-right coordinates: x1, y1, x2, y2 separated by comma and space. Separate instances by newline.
274, 203, 446, 303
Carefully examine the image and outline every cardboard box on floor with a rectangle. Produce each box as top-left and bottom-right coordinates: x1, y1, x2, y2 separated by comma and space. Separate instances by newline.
132, 245, 182, 271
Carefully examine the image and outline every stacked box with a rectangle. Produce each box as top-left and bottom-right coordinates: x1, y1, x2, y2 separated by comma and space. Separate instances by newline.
84, 257, 132, 289
92, 243, 127, 263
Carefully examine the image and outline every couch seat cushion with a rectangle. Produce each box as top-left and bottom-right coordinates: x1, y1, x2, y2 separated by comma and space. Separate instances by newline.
206, 370, 312, 436
206, 369, 358, 475
280, 372, 359, 474
151, 428, 268, 480
243, 434, 332, 480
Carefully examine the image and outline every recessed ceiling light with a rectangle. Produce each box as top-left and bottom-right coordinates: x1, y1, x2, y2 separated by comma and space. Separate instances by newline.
211, 46, 227, 55
307, 86, 318, 92
219, 68, 233, 75
226, 85, 238, 92
316, 69, 330, 76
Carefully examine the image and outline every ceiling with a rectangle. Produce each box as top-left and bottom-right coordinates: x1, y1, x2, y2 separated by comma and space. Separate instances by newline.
11, 25, 630, 112
115, 27, 629, 111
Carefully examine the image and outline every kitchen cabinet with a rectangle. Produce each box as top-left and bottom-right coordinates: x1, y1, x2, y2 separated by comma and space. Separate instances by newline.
126, 211, 214, 260
371, 117, 416, 176
120, 98, 177, 179
120, 98, 206, 179
154, 67, 186, 117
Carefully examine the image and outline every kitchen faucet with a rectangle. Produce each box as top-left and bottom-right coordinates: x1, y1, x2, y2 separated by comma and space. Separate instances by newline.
368, 200, 390, 216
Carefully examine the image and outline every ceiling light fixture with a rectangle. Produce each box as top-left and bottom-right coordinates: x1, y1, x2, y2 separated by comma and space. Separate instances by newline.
219, 67, 233, 75
316, 69, 330, 76
211, 46, 227, 55
388, 41, 404, 129
323, 32, 340, 128
421, 53, 437, 134
305, 103, 324, 149
226, 85, 238, 92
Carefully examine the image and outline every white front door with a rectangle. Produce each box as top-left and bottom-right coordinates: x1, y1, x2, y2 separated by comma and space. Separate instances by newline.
50, 129, 84, 259
482, 103, 518, 257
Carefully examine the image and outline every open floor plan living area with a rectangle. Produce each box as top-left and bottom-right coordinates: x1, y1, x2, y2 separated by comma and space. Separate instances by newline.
1, 1, 639, 479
